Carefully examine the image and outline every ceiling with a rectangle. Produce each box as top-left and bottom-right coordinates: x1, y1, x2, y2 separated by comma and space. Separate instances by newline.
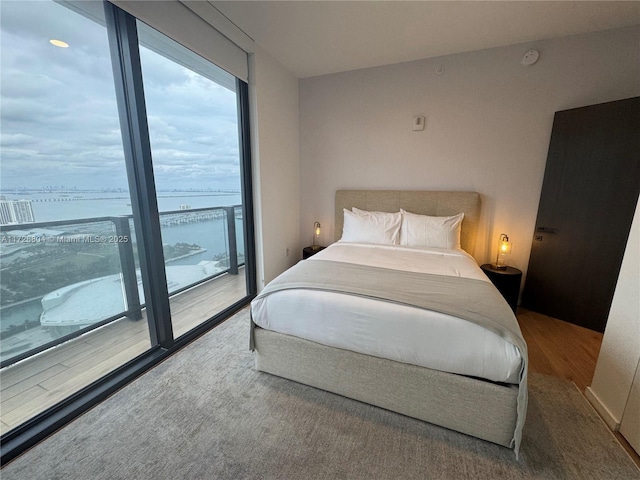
212, 1, 640, 78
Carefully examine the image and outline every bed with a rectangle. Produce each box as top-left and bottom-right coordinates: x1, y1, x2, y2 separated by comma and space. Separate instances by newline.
250, 190, 528, 456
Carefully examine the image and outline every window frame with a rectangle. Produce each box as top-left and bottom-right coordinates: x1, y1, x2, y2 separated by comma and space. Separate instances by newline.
0, 1, 256, 464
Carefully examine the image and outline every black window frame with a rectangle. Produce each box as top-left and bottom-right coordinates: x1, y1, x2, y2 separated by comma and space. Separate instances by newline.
0, 1, 256, 465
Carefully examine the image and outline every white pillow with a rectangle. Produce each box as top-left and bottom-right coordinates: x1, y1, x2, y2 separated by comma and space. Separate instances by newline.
340, 208, 401, 245
400, 209, 464, 250
352, 207, 388, 217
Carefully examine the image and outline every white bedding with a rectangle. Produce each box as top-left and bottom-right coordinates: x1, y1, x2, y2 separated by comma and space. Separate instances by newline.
251, 243, 523, 384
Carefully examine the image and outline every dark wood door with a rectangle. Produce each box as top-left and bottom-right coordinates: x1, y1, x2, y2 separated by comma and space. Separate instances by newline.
522, 97, 640, 332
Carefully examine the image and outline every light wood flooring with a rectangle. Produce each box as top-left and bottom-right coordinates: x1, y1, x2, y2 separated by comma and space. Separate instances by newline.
517, 307, 603, 393
517, 307, 640, 468
0, 269, 246, 435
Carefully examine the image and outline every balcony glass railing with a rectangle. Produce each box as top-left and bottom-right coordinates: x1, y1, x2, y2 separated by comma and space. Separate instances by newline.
0, 205, 244, 367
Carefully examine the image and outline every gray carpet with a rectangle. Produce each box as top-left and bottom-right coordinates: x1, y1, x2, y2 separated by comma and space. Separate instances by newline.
3, 308, 639, 480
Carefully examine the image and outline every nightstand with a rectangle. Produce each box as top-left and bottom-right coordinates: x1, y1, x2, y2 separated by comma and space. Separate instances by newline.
303, 246, 325, 259
480, 264, 522, 314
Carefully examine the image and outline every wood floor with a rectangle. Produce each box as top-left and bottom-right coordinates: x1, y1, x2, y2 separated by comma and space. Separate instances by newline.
0, 269, 247, 435
517, 307, 603, 393
517, 307, 640, 468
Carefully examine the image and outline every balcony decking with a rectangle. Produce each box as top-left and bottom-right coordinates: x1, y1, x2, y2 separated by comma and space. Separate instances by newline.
0, 269, 247, 435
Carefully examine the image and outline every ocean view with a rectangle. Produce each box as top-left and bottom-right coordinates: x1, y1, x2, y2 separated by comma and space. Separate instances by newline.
0, 191, 245, 362
0, 0, 255, 436
3, 190, 242, 223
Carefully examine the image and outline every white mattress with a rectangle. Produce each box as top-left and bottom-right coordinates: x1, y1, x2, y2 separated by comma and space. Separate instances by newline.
251, 243, 523, 384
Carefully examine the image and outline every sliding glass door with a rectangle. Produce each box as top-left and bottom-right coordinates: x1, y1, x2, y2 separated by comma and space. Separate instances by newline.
0, 0, 254, 456
0, 0, 154, 435
136, 21, 248, 338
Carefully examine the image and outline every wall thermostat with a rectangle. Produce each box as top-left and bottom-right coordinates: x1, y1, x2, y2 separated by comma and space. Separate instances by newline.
521, 49, 539, 66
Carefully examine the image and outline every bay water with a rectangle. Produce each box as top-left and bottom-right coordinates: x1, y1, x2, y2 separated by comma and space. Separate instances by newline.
1, 191, 245, 334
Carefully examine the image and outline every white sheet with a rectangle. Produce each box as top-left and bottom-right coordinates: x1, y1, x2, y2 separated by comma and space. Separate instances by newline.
251, 243, 523, 384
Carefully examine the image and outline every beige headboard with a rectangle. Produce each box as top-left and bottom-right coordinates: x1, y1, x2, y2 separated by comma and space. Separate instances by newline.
335, 190, 481, 255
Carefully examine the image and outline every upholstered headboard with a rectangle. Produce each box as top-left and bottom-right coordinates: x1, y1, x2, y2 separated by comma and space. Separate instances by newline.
335, 190, 481, 255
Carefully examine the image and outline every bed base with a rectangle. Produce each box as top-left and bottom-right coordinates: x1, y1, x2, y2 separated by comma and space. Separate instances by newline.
254, 326, 518, 448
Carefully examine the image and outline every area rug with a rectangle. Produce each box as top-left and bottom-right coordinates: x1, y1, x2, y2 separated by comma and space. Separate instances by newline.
2, 308, 638, 479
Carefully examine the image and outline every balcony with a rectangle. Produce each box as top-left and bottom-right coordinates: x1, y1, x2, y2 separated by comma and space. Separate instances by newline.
0, 206, 247, 434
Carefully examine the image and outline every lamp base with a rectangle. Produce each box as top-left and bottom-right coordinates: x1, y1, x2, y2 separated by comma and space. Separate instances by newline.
311, 245, 321, 251
490, 263, 507, 270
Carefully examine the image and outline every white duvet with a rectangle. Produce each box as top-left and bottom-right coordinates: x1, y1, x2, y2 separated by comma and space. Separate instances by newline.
251, 242, 523, 384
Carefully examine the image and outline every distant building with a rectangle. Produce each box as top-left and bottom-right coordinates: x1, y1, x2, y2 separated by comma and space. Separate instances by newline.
0, 199, 36, 225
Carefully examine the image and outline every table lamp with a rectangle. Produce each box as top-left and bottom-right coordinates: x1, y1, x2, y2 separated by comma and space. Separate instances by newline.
312, 222, 321, 250
491, 233, 511, 270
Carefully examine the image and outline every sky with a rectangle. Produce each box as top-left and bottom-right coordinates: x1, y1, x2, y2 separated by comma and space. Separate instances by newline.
0, 0, 242, 192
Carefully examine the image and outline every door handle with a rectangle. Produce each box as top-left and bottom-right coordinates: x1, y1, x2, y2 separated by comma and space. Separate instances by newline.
536, 227, 557, 234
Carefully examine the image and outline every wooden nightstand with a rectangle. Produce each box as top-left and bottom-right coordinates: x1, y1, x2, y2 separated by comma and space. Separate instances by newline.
303, 246, 325, 259
480, 264, 522, 314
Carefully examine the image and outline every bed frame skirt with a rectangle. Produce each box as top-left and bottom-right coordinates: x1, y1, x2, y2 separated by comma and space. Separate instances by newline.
254, 326, 518, 448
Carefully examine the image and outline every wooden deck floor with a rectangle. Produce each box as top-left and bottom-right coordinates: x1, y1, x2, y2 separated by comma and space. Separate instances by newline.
0, 269, 246, 435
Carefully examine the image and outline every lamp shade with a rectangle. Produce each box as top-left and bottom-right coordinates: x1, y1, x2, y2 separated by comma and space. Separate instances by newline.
492, 233, 511, 269
312, 222, 321, 248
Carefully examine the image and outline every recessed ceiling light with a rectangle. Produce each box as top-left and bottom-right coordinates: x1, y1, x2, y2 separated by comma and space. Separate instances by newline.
49, 39, 69, 48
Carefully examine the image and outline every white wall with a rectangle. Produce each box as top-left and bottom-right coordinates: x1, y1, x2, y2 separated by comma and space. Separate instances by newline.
298, 26, 640, 278
587, 197, 640, 429
250, 46, 300, 289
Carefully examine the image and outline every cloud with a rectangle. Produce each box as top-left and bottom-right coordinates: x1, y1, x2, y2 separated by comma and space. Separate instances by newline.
1, 0, 242, 193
